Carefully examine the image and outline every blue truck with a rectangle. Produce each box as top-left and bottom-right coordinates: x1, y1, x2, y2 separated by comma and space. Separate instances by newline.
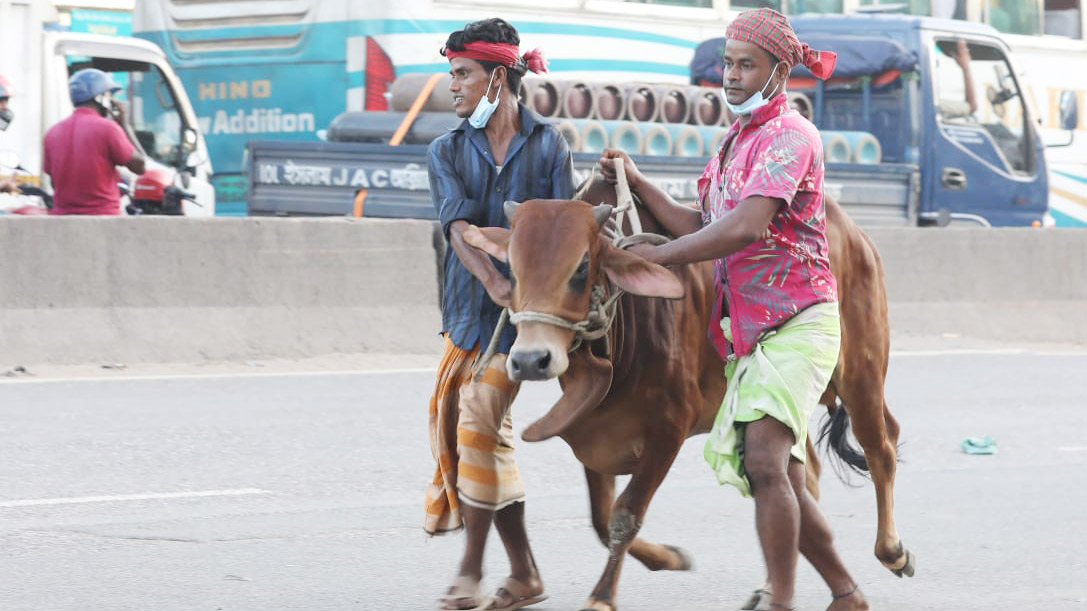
245, 15, 1079, 227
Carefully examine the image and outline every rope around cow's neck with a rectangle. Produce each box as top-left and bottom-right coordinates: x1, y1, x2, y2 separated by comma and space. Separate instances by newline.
471, 159, 667, 382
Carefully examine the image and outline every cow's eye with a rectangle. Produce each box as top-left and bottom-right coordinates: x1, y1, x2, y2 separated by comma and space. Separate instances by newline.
569, 257, 589, 293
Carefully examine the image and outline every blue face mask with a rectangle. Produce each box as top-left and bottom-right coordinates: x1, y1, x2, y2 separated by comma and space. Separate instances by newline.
723, 63, 781, 116
468, 70, 503, 129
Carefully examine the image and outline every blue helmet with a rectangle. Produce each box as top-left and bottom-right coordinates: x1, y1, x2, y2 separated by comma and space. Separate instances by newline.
68, 68, 120, 105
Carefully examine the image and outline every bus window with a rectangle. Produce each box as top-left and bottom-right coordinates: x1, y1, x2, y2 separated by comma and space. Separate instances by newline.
623, 0, 713, 5
729, 0, 783, 10
932, 0, 968, 19
787, 0, 845, 14
986, 0, 1042, 34
933, 40, 1033, 174
1044, 0, 1082, 36
857, 0, 932, 16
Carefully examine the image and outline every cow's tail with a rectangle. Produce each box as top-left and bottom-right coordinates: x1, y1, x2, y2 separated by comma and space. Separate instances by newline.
817, 400, 870, 482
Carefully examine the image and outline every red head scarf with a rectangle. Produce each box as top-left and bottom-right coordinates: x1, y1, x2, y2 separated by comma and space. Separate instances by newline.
725, 8, 837, 80
443, 41, 548, 74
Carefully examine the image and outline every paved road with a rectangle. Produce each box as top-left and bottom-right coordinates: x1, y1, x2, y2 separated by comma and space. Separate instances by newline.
2, 347, 1086, 611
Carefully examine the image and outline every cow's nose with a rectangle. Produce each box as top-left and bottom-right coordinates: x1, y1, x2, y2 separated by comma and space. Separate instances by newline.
508, 349, 552, 381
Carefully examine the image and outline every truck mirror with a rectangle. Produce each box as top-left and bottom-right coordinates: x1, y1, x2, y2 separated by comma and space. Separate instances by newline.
1059, 90, 1078, 131
182, 127, 198, 153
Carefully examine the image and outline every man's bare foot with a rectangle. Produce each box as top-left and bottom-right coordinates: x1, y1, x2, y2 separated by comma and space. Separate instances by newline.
485, 576, 547, 610
826, 584, 870, 611
439, 574, 485, 610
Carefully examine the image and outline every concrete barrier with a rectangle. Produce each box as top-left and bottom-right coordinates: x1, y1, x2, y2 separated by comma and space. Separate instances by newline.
1, 219, 1084, 366
0, 217, 443, 364
864, 228, 1087, 344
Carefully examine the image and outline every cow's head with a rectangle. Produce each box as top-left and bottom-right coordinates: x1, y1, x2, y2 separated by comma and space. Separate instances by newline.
463, 199, 684, 381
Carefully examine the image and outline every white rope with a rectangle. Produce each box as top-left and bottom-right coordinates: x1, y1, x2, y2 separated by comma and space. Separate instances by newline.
611, 157, 643, 236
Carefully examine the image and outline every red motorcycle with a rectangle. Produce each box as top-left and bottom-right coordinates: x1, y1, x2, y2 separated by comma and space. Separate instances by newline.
125, 167, 197, 216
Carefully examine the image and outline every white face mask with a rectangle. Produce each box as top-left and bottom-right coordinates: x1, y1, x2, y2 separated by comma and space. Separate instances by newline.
95, 91, 115, 116
468, 70, 503, 129
723, 62, 781, 116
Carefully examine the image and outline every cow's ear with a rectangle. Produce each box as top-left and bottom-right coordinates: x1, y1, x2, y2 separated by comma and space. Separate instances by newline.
463, 225, 510, 263
601, 244, 685, 299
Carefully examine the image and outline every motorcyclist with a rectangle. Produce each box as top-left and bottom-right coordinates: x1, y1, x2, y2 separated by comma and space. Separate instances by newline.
42, 68, 147, 214
0, 74, 18, 194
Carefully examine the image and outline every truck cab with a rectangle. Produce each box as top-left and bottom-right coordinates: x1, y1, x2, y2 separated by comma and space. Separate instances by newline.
791, 14, 1055, 227
0, 0, 214, 215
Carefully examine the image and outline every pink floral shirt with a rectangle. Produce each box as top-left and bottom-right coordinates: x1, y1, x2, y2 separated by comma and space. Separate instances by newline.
698, 92, 837, 359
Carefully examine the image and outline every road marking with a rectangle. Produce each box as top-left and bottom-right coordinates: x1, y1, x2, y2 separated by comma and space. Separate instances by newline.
891, 348, 1024, 357
0, 488, 272, 508
891, 348, 1087, 357
1058, 447, 1087, 453
0, 368, 436, 385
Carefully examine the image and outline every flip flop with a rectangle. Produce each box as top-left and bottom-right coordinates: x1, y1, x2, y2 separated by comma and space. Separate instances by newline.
438, 575, 491, 611
484, 577, 548, 611
740, 588, 772, 611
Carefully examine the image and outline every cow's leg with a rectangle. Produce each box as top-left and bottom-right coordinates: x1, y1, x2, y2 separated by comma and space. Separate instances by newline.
580, 431, 684, 611
585, 467, 616, 550
585, 467, 693, 572
835, 367, 913, 577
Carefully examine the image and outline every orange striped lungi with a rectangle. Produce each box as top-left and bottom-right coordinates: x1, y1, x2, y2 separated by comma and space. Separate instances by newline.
423, 336, 523, 536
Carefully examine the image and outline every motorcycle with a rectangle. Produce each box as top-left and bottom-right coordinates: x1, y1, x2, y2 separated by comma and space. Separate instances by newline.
124, 167, 198, 216
2, 150, 198, 216
0, 151, 50, 215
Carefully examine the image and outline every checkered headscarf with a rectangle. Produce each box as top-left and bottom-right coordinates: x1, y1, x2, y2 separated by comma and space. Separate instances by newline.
726, 8, 837, 79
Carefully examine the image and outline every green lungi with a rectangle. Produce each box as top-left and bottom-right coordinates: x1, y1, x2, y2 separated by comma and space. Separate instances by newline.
704, 302, 842, 497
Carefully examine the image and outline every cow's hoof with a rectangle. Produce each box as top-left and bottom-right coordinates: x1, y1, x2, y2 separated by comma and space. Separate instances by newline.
664, 544, 694, 571
879, 544, 916, 578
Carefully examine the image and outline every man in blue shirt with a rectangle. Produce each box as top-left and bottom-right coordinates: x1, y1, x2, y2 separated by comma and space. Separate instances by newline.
423, 18, 574, 611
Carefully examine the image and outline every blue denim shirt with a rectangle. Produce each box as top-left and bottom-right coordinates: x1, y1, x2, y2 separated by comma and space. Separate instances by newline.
427, 104, 575, 353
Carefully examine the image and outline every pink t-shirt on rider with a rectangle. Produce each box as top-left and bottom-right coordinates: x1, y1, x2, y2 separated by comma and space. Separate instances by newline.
698, 92, 837, 359
43, 107, 135, 215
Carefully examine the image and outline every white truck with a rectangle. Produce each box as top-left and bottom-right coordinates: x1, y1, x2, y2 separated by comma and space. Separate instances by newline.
0, 0, 215, 215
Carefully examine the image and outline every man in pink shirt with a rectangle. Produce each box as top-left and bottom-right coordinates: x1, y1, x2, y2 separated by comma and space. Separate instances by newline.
43, 69, 146, 215
600, 9, 868, 611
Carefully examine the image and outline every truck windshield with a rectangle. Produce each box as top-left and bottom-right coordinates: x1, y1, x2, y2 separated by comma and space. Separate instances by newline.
933, 39, 1032, 175
66, 57, 185, 169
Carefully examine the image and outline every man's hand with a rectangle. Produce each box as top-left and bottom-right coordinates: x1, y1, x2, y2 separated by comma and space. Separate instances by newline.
953, 39, 971, 68
599, 148, 645, 190
625, 242, 661, 265
484, 277, 513, 309
108, 99, 128, 125
0, 177, 18, 194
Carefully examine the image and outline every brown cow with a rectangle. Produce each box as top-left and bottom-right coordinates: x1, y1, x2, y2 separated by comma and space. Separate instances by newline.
463, 185, 911, 611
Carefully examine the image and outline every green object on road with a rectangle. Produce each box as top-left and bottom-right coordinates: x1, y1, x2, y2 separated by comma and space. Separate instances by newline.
961, 436, 998, 455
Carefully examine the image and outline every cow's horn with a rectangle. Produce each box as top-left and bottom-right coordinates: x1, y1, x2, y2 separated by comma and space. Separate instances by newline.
592, 203, 614, 229
503, 200, 521, 222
